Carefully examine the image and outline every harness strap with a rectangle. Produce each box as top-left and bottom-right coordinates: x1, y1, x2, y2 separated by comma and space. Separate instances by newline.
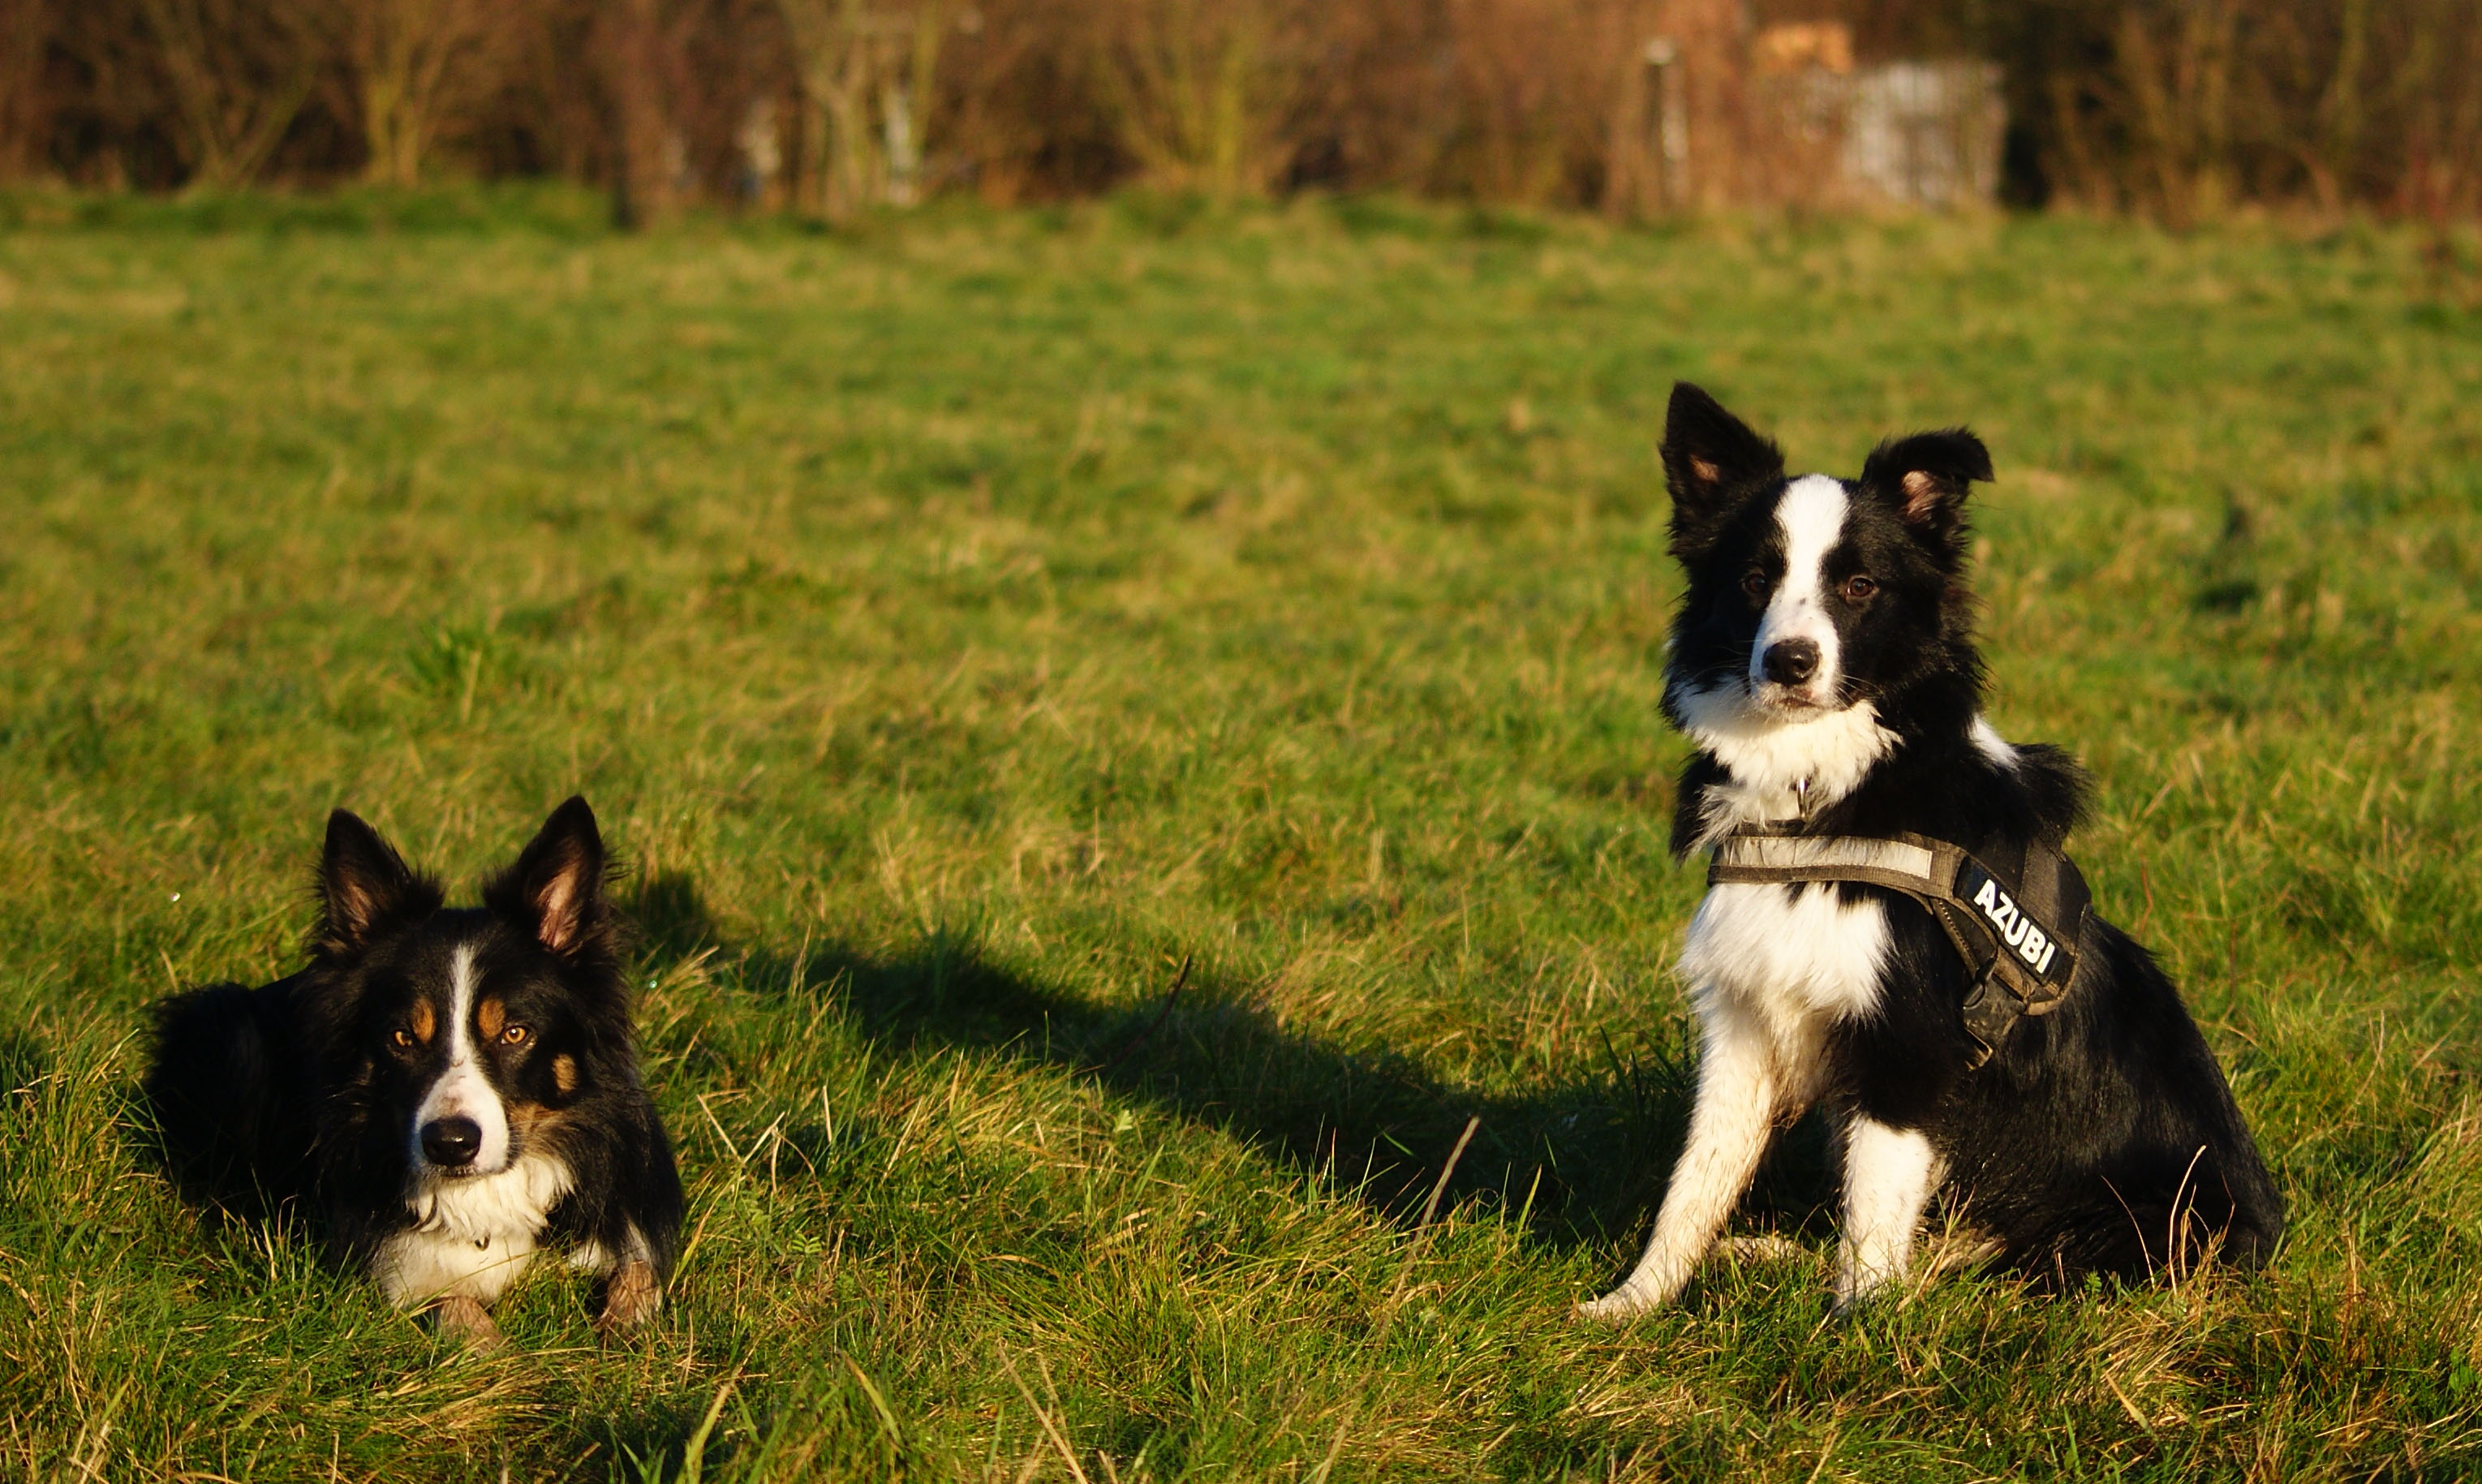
1708, 825, 2092, 1067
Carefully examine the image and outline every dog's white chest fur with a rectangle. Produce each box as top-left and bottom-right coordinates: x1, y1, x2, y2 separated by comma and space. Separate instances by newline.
372, 1151, 573, 1309
1670, 689, 1899, 844
1680, 880, 1891, 1039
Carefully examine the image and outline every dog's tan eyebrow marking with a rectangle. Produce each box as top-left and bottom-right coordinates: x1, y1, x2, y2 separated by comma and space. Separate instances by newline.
552, 1055, 579, 1096
476, 996, 505, 1041
408, 1000, 435, 1043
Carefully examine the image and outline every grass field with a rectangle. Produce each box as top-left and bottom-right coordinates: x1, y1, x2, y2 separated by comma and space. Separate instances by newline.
2, 187, 2479, 1481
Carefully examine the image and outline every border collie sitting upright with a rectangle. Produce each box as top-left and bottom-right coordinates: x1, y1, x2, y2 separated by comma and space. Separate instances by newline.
1580, 385, 2282, 1318
147, 798, 684, 1351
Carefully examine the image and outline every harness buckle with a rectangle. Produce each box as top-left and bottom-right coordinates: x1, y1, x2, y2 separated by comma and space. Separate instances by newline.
1958, 965, 2024, 1068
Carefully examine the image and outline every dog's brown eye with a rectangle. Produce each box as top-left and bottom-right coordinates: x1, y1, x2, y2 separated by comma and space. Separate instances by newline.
391, 1029, 415, 1049
501, 1025, 531, 1047
1741, 571, 1768, 600
1841, 574, 1878, 602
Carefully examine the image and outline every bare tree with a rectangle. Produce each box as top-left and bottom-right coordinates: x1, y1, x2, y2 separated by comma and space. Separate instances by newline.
1090, 0, 1308, 196
335, 0, 509, 186
591, 0, 690, 227
2114, 0, 2241, 224
2391, 0, 2482, 218
132, 0, 323, 188
0, 0, 50, 180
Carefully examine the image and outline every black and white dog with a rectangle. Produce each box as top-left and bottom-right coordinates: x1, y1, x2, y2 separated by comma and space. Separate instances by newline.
147, 798, 684, 1350
1580, 385, 2282, 1318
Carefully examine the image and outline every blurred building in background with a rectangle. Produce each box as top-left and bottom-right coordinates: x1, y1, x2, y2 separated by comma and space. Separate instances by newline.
1748, 24, 2005, 210
1837, 63, 2004, 208
0, 0, 2473, 225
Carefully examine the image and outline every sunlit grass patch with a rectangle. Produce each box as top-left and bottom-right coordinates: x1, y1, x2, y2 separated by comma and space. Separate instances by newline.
0, 198, 2477, 1479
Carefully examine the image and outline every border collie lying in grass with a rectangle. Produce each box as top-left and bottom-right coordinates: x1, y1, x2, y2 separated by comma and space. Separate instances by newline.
147, 798, 682, 1352
1581, 385, 2282, 1319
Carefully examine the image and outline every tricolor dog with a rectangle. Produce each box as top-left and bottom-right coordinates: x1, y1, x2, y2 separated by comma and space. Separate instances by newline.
147, 798, 683, 1351
1580, 385, 2282, 1318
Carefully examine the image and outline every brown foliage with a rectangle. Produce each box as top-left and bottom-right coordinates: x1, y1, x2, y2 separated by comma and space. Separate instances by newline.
0, 0, 2477, 219
1903, 0, 2482, 219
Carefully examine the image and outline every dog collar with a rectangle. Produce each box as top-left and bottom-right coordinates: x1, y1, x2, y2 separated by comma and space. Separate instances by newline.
1707, 824, 2092, 1067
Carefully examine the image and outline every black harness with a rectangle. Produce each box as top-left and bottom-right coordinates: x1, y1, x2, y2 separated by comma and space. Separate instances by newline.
1707, 824, 2093, 1066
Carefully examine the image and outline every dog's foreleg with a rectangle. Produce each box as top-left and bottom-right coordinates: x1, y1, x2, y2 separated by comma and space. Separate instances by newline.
1832, 1115, 1942, 1313
432, 1294, 510, 1354
1578, 1004, 1779, 1321
596, 1258, 664, 1336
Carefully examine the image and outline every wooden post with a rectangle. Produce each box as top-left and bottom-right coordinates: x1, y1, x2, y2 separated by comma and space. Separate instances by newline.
597, 0, 673, 230
1645, 37, 1687, 210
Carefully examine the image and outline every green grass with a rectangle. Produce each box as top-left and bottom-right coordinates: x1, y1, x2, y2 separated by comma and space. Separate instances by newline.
2, 187, 2480, 1481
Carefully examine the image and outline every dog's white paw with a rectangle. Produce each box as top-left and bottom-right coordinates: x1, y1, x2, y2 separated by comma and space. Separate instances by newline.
1828, 1286, 1886, 1321
1575, 1285, 1667, 1323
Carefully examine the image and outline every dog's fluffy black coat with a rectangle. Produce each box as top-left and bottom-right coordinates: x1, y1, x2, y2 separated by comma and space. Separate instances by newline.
1585, 386, 2282, 1316
147, 798, 683, 1341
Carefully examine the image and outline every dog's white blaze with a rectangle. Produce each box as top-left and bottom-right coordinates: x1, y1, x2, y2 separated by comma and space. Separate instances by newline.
384, 941, 564, 1309
376, 1150, 575, 1308
1752, 475, 1848, 702
1663, 475, 1899, 832
412, 944, 513, 1176
1835, 1116, 1942, 1308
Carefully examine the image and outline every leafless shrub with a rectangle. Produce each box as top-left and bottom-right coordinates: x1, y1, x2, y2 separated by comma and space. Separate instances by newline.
1088, 0, 1315, 196
331, 0, 507, 185
2095, 0, 2242, 225
1965, 0, 2482, 221
2390, 0, 2482, 220
130, 0, 323, 187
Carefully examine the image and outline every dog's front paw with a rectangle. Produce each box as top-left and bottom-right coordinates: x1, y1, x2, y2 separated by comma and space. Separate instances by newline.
596, 1258, 663, 1337
1827, 1288, 1882, 1321
1717, 1234, 1807, 1263
1829, 1270, 1899, 1319
433, 1295, 510, 1355
1575, 1285, 1667, 1323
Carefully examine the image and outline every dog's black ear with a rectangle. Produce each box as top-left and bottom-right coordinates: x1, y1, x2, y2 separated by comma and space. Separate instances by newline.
488, 796, 612, 961
1662, 383, 1785, 559
315, 811, 443, 961
1861, 428, 1993, 545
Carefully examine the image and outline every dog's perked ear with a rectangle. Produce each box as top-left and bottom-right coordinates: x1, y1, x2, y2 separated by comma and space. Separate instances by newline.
486, 796, 613, 961
314, 811, 444, 961
1861, 428, 1994, 550
1660, 383, 1787, 561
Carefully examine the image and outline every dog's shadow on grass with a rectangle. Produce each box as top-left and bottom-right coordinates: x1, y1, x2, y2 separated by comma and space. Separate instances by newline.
631, 874, 1838, 1255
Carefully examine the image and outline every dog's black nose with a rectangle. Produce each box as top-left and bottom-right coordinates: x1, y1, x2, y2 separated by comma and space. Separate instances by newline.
421, 1116, 482, 1168
1761, 639, 1821, 686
